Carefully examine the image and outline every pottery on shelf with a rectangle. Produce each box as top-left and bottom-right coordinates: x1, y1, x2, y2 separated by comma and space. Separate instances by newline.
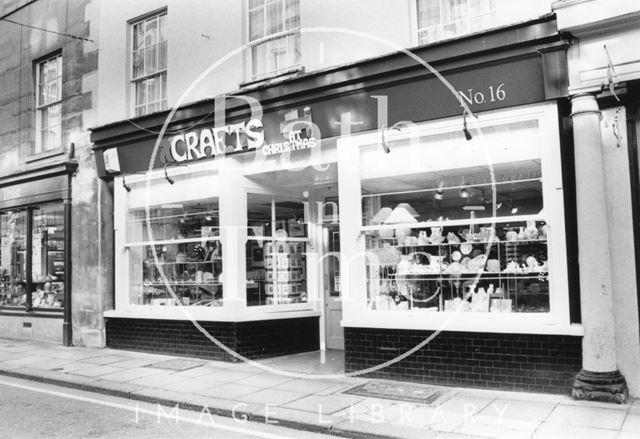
524, 220, 539, 240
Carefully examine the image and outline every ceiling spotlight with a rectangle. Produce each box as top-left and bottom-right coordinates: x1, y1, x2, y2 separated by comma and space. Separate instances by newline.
434, 180, 445, 200
511, 206, 519, 215
122, 175, 131, 192
380, 129, 391, 154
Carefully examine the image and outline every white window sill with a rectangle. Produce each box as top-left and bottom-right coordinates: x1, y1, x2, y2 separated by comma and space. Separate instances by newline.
104, 307, 320, 322
341, 312, 584, 336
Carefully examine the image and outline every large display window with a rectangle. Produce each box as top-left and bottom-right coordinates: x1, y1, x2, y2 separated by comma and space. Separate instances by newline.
338, 103, 573, 333
0, 202, 66, 309
126, 199, 222, 306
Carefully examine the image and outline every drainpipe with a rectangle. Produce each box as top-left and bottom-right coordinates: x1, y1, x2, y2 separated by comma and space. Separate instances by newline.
62, 177, 72, 347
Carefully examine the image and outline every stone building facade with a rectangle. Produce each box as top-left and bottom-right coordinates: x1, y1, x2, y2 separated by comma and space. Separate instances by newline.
0, 0, 112, 347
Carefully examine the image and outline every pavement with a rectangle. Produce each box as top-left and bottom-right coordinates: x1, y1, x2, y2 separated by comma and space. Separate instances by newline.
0, 338, 639, 439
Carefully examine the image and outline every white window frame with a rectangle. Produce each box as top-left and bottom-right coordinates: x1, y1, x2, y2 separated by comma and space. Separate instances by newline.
336, 103, 582, 336
109, 156, 320, 322
247, 0, 301, 80
35, 54, 62, 154
416, 0, 495, 45
130, 11, 167, 117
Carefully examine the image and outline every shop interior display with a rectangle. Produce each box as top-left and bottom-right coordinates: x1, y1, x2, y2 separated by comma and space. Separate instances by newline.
366, 218, 549, 313
130, 203, 223, 306
246, 194, 308, 306
363, 163, 549, 313
0, 206, 65, 308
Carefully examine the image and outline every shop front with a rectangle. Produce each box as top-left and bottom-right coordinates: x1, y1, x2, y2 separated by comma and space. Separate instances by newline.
92, 15, 583, 392
0, 163, 74, 344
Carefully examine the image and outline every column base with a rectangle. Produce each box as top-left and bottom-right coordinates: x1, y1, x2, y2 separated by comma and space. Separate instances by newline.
572, 369, 628, 404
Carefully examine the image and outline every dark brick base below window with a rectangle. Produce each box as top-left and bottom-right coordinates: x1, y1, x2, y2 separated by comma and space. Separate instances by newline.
105, 317, 320, 362
345, 328, 582, 394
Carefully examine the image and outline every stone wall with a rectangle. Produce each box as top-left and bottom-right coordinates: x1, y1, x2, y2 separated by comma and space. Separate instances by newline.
0, 0, 112, 347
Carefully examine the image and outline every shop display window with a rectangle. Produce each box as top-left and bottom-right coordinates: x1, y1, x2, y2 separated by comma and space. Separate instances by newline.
31, 204, 66, 308
246, 193, 308, 306
356, 119, 554, 315
0, 203, 66, 309
0, 211, 27, 307
126, 199, 222, 306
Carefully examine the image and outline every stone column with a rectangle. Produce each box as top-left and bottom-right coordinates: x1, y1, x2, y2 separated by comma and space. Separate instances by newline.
571, 93, 628, 403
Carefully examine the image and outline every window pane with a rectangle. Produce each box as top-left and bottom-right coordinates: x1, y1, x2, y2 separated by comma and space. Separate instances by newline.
144, 45, 158, 76
266, 0, 283, 35
132, 49, 144, 79
31, 203, 65, 309
40, 104, 61, 151
127, 199, 222, 307
246, 193, 308, 306
135, 80, 147, 111
249, 7, 264, 41
144, 16, 158, 46
284, 0, 299, 30
0, 211, 27, 307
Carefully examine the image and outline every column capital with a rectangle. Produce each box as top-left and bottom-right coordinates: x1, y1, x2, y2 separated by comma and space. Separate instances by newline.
570, 93, 601, 118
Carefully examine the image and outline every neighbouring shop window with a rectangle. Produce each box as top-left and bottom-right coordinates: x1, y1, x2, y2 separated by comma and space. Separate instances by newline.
31, 204, 65, 308
131, 11, 167, 116
0, 211, 27, 307
417, 0, 494, 45
126, 199, 222, 306
248, 0, 300, 79
359, 120, 550, 314
35, 54, 62, 154
0, 203, 65, 309
246, 193, 308, 306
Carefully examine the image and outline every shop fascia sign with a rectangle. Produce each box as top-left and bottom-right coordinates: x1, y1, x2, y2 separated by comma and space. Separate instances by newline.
168, 117, 317, 163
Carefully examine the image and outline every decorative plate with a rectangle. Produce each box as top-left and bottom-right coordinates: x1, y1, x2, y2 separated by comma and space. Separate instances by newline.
460, 243, 473, 255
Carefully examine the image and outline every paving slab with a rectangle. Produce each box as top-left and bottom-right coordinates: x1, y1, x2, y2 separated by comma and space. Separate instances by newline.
201, 382, 264, 400
274, 378, 349, 394
238, 388, 307, 406
98, 367, 165, 383
284, 393, 365, 416
534, 422, 619, 439
480, 398, 556, 422
236, 372, 297, 389
622, 413, 640, 432
546, 404, 627, 430
65, 365, 124, 378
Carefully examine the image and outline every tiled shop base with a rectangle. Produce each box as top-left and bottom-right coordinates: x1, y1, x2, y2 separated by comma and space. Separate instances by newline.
106, 317, 320, 361
344, 328, 582, 394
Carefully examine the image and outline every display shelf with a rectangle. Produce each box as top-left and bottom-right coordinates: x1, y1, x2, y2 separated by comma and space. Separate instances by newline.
366, 219, 550, 313
140, 281, 222, 286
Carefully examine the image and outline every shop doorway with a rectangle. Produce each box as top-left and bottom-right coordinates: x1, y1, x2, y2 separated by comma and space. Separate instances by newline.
323, 222, 343, 349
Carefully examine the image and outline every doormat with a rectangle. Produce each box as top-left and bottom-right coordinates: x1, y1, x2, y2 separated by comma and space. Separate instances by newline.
343, 380, 451, 405
143, 358, 206, 372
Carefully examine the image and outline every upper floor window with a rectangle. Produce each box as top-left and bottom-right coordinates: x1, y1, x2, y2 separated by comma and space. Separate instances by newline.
417, 0, 495, 45
248, 0, 300, 80
131, 12, 167, 117
35, 54, 62, 154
